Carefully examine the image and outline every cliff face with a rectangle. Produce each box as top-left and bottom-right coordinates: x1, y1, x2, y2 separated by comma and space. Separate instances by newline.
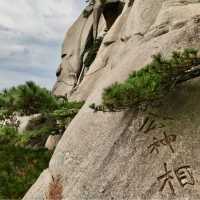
24, 0, 200, 199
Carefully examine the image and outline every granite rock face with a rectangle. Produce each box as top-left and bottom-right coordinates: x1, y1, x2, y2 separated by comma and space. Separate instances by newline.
45, 135, 62, 151
24, 0, 200, 199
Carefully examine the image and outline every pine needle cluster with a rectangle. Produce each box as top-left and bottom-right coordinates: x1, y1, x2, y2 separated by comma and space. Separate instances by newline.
0, 81, 58, 117
91, 48, 200, 111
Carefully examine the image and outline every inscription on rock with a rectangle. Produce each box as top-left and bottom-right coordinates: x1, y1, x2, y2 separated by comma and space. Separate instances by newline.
137, 115, 167, 134
147, 131, 176, 154
157, 163, 195, 195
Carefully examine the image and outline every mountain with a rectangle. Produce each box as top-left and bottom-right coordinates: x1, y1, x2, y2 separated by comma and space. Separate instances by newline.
24, 0, 200, 199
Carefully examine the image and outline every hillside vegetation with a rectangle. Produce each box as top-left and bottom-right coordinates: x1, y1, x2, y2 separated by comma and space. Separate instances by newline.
90, 49, 200, 111
0, 82, 83, 199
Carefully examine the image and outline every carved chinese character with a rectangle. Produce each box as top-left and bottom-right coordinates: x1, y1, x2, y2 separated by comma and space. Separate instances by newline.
174, 165, 195, 187
157, 163, 175, 195
138, 116, 166, 134
157, 163, 195, 195
160, 131, 176, 153
138, 117, 157, 133
147, 136, 160, 154
148, 132, 176, 154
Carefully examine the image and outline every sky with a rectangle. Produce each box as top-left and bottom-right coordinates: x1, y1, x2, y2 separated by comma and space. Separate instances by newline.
0, 0, 85, 91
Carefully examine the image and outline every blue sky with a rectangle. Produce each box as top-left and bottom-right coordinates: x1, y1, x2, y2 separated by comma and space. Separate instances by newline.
0, 0, 85, 90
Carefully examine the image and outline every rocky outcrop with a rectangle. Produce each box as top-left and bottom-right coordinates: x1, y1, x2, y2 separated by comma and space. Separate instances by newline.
52, 7, 107, 98
24, 0, 200, 199
45, 135, 62, 151
17, 114, 41, 133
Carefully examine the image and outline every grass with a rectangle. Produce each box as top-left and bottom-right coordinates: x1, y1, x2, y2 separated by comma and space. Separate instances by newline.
90, 48, 200, 111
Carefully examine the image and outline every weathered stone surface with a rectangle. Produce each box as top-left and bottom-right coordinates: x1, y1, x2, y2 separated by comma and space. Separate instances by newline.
23, 169, 53, 200
52, 11, 106, 98
45, 135, 62, 151
92, 0, 125, 39
17, 114, 41, 133
24, 0, 200, 199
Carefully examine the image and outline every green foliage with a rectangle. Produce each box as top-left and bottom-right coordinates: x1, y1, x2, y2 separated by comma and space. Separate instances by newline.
17, 101, 84, 148
0, 126, 51, 199
18, 123, 55, 148
0, 101, 84, 198
51, 101, 84, 133
83, 37, 103, 69
0, 146, 51, 199
0, 81, 84, 147
93, 48, 200, 111
0, 126, 19, 145
0, 82, 84, 199
52, 101, 83, 119
0, 81, 58, 116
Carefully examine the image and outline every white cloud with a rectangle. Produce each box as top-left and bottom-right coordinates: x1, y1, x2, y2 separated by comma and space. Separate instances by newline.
0, 0, 85, 90
0, 0, 84, 40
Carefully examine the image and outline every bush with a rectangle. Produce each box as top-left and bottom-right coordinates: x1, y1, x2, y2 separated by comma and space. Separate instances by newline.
91, 48, 200, 111
0, 81, 58, 115
50, 101, 84, 134
0, 126, 19, 145
0, 126, 51, 199
0, 81, 84, 148
0, 82, 84, 199
18, 105, 82, 148
14, 101, 84, 148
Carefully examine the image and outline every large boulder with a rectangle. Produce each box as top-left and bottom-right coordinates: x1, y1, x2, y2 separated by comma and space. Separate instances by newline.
24, 0, 200, 199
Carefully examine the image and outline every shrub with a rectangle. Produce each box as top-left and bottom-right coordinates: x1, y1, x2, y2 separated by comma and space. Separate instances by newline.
0, 81, 58, 115
0, 82, 84, 199
91, 48, 200, 111
0, 101, 84, 198
0, 126, 51, 199
0, 82, 84, 147
0, 126, 19, 145
50, 101, 84, 134
16, 101, 84, 148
